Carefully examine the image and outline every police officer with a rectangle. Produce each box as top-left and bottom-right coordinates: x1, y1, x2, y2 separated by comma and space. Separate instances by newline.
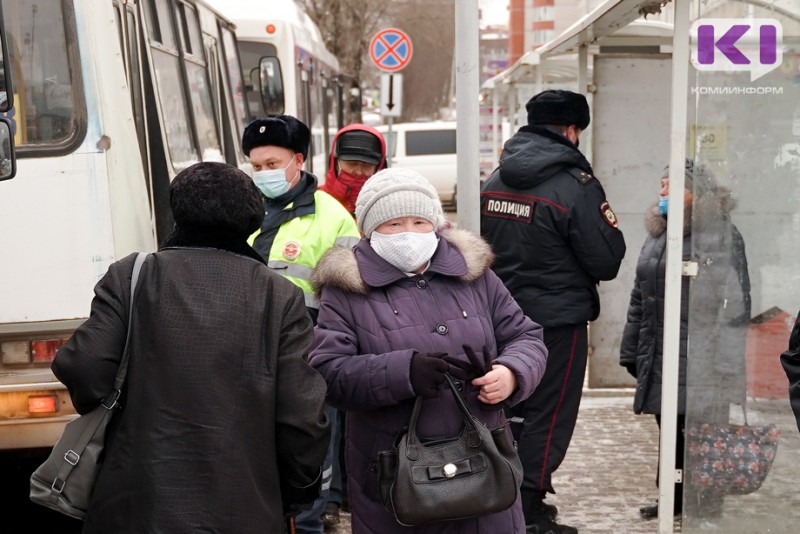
242, 115, 360, 533
480, 90, 626, 534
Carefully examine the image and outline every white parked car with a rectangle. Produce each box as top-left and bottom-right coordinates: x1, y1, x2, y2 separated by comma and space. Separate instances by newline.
376, 121, 457, 208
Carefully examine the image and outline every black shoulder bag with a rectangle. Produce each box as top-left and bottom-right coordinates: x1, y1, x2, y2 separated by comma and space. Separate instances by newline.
378, 373, 523, 526
30, 252, 147, 520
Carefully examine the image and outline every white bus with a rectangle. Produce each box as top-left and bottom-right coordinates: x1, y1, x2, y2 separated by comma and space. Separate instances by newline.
207, 0, 361, 177
0, 0, 250, 453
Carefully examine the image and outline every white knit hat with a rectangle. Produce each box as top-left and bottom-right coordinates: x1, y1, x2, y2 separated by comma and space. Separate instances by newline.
355, 168, 445, 238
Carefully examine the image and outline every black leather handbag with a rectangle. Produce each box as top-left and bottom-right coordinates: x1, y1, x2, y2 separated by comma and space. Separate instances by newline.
378, 373, 523, 526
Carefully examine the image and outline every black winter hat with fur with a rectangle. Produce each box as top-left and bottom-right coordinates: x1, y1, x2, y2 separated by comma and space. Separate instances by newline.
169, 162, 264, 237
526, 89, 590, 130
242, 115, 311, 160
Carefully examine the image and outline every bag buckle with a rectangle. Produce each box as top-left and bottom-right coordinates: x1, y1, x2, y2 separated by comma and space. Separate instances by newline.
102, 389, 122, 410
64, 449, 80, 466
51, 477, 66, 494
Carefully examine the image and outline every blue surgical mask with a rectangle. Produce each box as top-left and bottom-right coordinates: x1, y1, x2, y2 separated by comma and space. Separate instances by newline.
658, 196, 669, 216
253, 160, 299, 198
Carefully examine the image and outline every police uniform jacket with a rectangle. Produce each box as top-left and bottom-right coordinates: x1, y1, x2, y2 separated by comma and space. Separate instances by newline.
480, 125, 626, 328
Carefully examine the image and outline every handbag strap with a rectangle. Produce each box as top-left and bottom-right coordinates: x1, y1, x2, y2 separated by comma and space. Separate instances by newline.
102, 252, 147, 409
405, 373, 480, 450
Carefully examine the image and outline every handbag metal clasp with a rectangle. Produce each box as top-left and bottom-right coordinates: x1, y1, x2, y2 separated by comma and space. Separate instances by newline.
442, 463, 457, 478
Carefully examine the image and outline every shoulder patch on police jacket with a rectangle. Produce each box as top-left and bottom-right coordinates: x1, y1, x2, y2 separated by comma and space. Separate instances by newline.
600, 201, 619, 228
481, 192, 535, 223
565, 167, 596, 185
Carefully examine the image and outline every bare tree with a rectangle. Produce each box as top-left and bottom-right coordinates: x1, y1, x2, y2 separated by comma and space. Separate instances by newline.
298, 0, 391, 123
388, 0, 455, 121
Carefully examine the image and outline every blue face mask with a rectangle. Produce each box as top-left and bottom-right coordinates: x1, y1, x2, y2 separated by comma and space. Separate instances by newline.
253, 160, 299, 198
658, 196, 669, 216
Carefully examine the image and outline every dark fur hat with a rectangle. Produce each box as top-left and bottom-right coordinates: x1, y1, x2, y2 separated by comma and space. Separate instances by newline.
242, 115, 310, 159
169, 162, 264, 237
526, 90, 590, 130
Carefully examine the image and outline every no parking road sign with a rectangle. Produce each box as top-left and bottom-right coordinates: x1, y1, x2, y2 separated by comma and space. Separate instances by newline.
370, 28, 413, 72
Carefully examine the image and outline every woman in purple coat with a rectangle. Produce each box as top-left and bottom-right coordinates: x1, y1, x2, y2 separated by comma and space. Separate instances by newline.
309, 168, 549, 534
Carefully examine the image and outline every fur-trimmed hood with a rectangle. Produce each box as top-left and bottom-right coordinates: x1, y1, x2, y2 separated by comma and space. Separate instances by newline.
645, 186, 737, 238
312, 227, 494, 295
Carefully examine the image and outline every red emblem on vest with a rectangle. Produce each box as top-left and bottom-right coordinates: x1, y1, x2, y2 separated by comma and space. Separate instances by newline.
283, 241, 301, 260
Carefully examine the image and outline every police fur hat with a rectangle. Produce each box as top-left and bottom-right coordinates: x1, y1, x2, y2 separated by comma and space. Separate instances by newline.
169, 162, 264, 237
242, 115, 310, 160
526, 89, 591, 130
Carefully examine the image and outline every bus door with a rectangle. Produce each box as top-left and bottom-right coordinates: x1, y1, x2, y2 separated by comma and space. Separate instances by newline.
140, 0, 224, 241
113, 0, 153, 221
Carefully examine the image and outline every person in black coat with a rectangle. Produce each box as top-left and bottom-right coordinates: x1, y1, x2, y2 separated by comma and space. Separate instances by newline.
619, 160, 751, 520
481, 89, 626, 534
780, 311, 800, 431
52, 162, 331, 533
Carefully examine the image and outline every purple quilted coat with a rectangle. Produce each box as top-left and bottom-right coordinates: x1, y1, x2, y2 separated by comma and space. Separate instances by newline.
309, 228, 548, 534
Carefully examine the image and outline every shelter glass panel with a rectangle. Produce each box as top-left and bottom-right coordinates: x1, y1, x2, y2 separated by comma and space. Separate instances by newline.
682, 2, 800, 531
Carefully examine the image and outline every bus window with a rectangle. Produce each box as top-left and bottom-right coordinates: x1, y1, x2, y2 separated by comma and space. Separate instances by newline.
174, 1, 221, 162
239, 41, 280, 116
144, 0, 197, 169
2, 0, 85, 153
220, 26, 248, 134
259, 57, 284, 116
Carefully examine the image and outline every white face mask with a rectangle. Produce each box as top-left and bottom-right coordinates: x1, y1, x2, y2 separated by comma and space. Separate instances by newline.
253, 159, 299, 198
370, 231, 439, 273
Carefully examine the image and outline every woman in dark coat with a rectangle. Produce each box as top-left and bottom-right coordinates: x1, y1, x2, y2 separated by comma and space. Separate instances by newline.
619, 160, 751, 519
52, 162, 330, 533
309, 168, 548, 534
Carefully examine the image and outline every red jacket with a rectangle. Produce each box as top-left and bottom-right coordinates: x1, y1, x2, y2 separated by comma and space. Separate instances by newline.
319, 124, 387, 215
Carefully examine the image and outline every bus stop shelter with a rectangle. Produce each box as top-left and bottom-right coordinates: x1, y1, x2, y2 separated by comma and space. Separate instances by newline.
474, 1, 800, 532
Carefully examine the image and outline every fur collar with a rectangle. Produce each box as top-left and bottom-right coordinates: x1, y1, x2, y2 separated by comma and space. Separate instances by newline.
311, 227, 494, 295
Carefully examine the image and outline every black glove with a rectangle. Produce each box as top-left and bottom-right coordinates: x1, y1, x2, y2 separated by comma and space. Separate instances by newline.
622, 362, 637, 379
445, 345, 506, 411
444, 344, 494, 380
410, 352, 449, 398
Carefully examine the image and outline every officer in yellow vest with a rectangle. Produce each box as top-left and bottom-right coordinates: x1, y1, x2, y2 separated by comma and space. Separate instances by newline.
243, 115, 360, 324
243, 116, 359, 533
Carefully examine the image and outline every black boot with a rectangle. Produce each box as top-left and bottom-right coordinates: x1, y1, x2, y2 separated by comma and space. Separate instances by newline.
522, 490, 558, 521
639, 499, 682, 520
523, 491, 576, 534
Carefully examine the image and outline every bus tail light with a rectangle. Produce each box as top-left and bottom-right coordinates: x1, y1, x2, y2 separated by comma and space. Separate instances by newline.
29, 395, 59, 414
30, 339, 66, 364
1, 338, 68, 366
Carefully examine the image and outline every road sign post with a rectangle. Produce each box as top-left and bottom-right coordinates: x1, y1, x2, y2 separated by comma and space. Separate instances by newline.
380, 74, 402, 118
370, 28, 412, 167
